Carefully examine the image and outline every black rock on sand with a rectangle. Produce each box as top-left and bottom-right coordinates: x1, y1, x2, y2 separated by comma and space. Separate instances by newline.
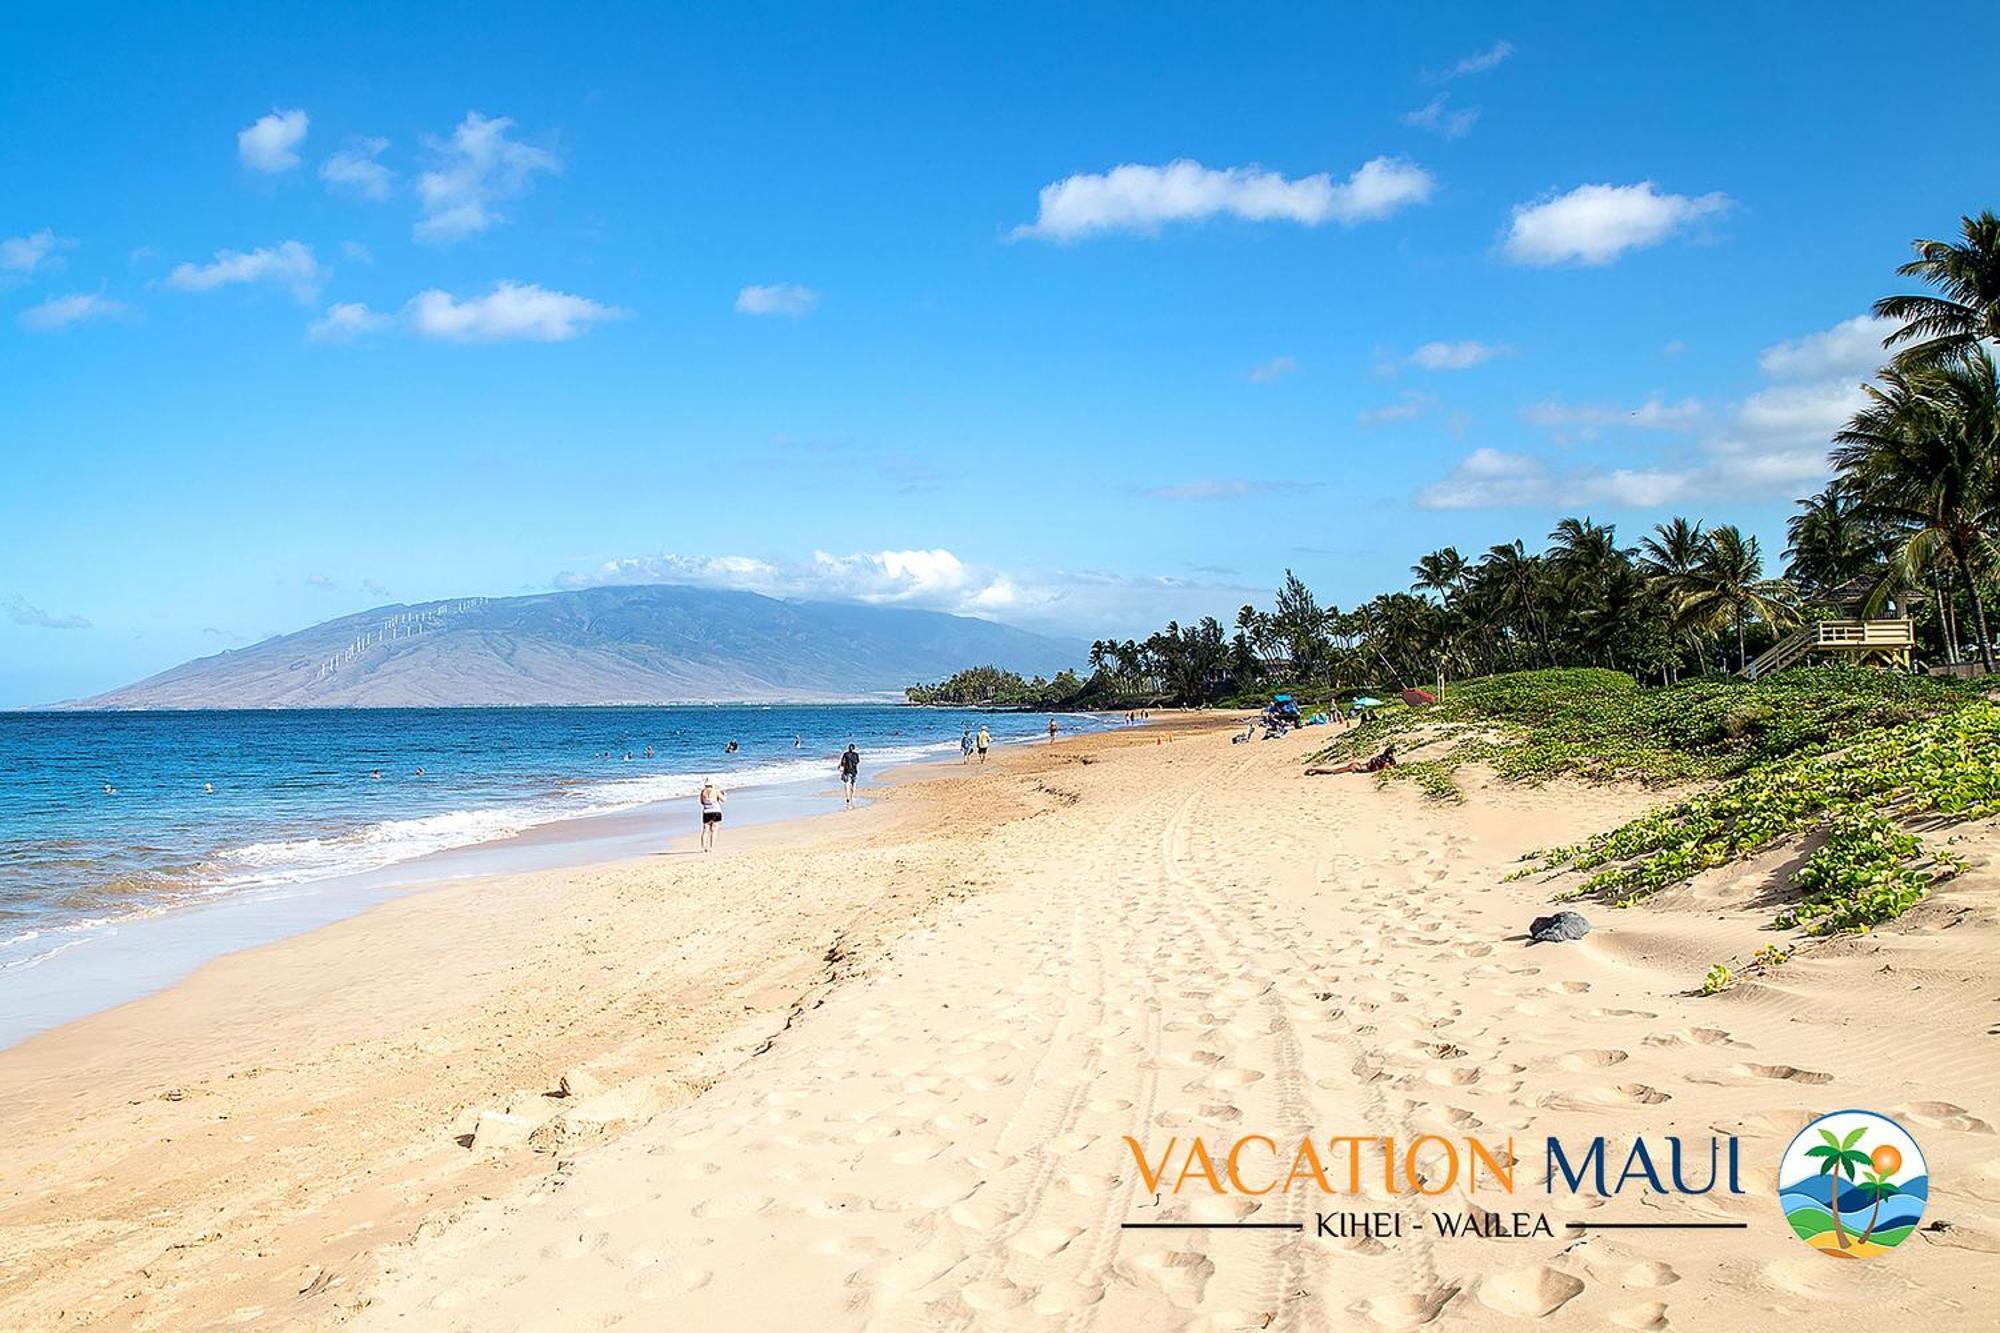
1528, 910, 1591, 944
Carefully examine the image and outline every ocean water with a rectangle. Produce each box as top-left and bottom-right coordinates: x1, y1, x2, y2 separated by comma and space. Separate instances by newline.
0, 705, 1108, 982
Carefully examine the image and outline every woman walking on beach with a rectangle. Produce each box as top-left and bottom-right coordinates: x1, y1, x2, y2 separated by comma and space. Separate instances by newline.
960, 726, 974, 763
697, 779, 726, 850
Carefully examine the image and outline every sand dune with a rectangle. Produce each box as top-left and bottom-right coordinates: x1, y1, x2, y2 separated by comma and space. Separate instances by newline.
3, 721, 1997, 1329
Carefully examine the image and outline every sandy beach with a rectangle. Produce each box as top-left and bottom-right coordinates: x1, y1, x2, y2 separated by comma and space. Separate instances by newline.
4, 719, 1998, 1330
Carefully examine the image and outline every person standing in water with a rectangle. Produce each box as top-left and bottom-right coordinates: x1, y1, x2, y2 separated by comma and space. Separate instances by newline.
975, 725, 991, 762
697, 779, 726, 850
1047, 717, 1059, 744
838, 744, 861, 806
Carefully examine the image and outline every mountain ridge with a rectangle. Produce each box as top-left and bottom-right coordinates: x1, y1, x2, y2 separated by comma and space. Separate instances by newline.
66, 585, 1082, 709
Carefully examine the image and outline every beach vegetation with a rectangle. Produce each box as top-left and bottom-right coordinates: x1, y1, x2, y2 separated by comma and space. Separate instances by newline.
1699, 964, 1733, 996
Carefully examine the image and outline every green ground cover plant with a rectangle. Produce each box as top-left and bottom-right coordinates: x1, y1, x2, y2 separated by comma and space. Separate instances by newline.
1309, 667, 1993, 938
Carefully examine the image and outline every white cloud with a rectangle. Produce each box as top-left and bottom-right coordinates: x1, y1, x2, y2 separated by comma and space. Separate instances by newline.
1012, 156, 1434, 241
1756, 314, 1898, 381
321, 137, 395, 200
1419, 339, 1864, 510
1407, 339, 1510, 371
165, 241, 324, 302
551, 547, 1258, 638
1402, 94, 1479, 139
1731, 379, 1867, 443
1, 228, 74, 276
1358, 391, 1435, 426
238, 108, 309, 173
1429, 40, 1514, 82
557, 549, 1020, 617
1503, 181, 1731, 266
414, 112, 558, 242
307, 301, 390, 342
7, 597, 90, 630
18, 292, 125, 331
404, 281, 627, 342
1247, 355, 1297, 383
734, 282, 819, 316
1521, 395, 1703, 438
1139, 478, 1309, 502
305, 573, 337, 591
340, 240, 374, 263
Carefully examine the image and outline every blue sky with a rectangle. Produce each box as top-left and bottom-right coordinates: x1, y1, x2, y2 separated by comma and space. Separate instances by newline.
4, 2, 1997, 705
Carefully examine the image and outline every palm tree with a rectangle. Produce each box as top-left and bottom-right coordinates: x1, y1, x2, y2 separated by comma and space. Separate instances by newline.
1784, 480, 1882, 600
1851, 1168, 1902, 1249
1411, 547, 1469, 604
1476, 540, 1555, 665
1638, 517, 1709, 679
1679, 526, 1797, 673
1804, 1125, 1873, 1251
1875, 211, 2000, 368
1833, 351, 2000, 672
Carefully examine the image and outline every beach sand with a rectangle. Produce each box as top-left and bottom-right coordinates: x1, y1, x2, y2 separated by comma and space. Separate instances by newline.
4, 720, 1998, 1330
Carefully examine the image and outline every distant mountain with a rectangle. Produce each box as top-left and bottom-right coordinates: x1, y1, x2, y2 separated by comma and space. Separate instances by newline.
69, 585, 1082, 709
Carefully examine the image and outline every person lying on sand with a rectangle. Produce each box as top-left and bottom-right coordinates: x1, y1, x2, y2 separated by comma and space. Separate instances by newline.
1305, 743, 1397, 775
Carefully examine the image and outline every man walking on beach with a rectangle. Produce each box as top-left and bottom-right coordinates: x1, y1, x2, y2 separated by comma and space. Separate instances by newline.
975, 725, 990, 762
838, 744, 861, 806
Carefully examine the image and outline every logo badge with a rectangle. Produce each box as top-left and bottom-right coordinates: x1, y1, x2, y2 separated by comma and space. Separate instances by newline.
1777, 1110, 1927, 1258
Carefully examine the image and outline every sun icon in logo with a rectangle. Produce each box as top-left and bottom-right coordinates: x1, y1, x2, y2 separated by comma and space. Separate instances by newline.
1777, 1110, 1927, 1258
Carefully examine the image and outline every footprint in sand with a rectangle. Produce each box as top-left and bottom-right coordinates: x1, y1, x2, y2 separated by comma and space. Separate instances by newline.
948, 1199, 1019, 1231
1060, 1171, 1119, 1197
1121, 1250, 1215, 1308
1007, 1225, 1083, 1258
1478, 1265, 1585, 1317
690, 1193, 774, 1220
1561, 1049, 1631, 1070
1728, 1109, 1817, 1140
627, 1265, 712, 1300
1731, 1062, 1832, 1085
1898, 1100, 1998, 1134
1032, 1281, 1104, 1315
1621, 1260, 1680, 1288
959, 1279, 1032, 1311
1538, 1084, 1671, 1110
1611, 1300, 1670, 1330
1354, 1289, 1455, 1329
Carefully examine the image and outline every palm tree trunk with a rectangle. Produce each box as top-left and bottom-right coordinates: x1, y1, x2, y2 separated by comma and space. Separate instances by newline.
1937, 585, 1959, 665
1735, 609, 1748, 674
1857, 1191, 1885, 1248
1968, 579, 1996, 674
1954, 537, 1996, 673
1828, 1171, 1849, 1249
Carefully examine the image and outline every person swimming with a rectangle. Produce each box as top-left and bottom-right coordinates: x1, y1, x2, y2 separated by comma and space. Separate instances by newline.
724, 739, 740, 754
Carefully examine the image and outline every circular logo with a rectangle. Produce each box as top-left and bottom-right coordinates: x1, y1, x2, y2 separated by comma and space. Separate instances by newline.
1777, 1110, 1927, 1258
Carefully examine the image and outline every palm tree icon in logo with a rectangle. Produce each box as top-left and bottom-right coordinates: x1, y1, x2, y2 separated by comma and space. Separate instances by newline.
1782, 1111, 1926, 1258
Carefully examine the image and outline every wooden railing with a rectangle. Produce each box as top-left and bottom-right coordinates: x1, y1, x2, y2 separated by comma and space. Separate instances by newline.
1740, 619, 1915, 680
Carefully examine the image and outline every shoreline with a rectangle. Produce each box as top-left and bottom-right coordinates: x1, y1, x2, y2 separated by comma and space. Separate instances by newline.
5, 713, 1996, 1329
0, 716, 1128, 1049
